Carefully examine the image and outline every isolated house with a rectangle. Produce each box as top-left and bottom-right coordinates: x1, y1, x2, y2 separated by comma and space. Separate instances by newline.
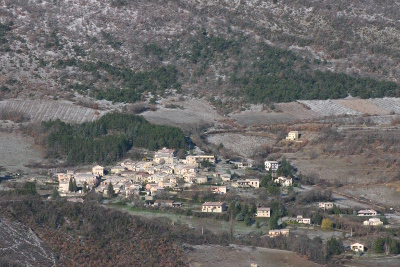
358, 210, 378, 216
202, 202, 226, 213
350, 243, 365, 252
154, 199, 174, 207
274, 176, 292, 187
256, 207, 271, 218
286, 131, 299, 141
319, 202, 334, 210
296, 215, 311, 224
363, 218, 383, 226
264, 161, 279, 172
269, 229, 289, 237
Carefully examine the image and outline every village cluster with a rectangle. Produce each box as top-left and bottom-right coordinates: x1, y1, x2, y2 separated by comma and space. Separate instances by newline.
55, 130, 387, 244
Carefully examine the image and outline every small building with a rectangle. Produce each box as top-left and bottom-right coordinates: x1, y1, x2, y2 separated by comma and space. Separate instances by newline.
195, 176, 208, 184
286, 131, 299, 141
264, 161, 279, 172
236, 179, 259, 188
202, 202, 226, 213
154, 199, 174, 207
350, 243, 365, 252
92, 165, 104, 176
111, 166, 126, 174
363, 218, 383, 226
296, 215, 311, 224
358, 210, 378, 216
274, 176, 292, 187
269, 229, 289, 237
154, 147, 176, 164
221, 173, 231, 182
256, 207, 271, 218
211, 186, 227, 194
185, 155, 215, 165
319, 202, 334, 210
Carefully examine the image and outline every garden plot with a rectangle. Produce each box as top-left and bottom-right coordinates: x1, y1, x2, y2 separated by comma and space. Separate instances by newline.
336, 99, 389, 115
369, 98, 400, 114
0, 99, 108, 124
207, 133, 275, 157
297, 100, 362, 117
0, 217, 56, 266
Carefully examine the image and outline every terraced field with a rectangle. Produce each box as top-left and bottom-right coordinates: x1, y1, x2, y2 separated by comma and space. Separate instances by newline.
0, 99, 108, 123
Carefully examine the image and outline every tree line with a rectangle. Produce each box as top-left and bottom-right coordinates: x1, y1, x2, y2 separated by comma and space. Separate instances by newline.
41, 113, 187, 165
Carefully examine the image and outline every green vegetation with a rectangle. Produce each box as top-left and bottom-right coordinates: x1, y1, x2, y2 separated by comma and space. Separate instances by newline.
58, 59, 180, 103
321, 218, 333, 231
41, 113, 187, 164
0, 21, 12, 44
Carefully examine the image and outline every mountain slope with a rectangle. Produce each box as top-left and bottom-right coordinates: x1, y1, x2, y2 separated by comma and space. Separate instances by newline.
0, 0, 399, 104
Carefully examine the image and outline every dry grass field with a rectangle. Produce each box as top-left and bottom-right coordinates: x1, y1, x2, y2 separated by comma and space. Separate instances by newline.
187, 244, 321, 267
0, 132, 43, 174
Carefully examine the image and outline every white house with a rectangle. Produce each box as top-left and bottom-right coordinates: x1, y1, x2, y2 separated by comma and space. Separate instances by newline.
236, 179, 259, 188
111, 166, 126, 174
274, 176, 292, 187
202, 202, 226, 213
154, 147, 176, 164
211, 186, 227, 194
363, 218, 383, 226
265, 161, 279, 172
92, 165, 104, 176
358, 210, 378, 216
269, 229, 289, 237
350, 243, 365, 252
256, 207, 271, 218
296, 215, 311, 224
185, 155, 215, 165
286, 131, 299, 141
319, 202, 334, 210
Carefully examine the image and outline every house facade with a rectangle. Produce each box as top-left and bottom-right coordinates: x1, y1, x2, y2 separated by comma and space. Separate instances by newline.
236, 179, 260, 188
202, 202, 226, 213
274, 176, 292, 187
319, 202, 334, 209
363, 218, 383, 226
269, 229, 289, 237
154, 147, 176, 164
256, 207, 271, 218
286, 131, 299, 141
358, 209, 378, 216
92, 165, 104, 176
264, 161, 279, 172
350, 243, 365, 252
296, 215, 311, 224
211, 186, 227, 194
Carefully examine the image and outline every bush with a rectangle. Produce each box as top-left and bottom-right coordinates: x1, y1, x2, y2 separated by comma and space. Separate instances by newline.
321, 218, 333, 231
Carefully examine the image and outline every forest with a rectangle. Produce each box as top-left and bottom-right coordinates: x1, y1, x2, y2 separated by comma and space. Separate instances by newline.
0, 187, 345, 266
41, 113, 187, 164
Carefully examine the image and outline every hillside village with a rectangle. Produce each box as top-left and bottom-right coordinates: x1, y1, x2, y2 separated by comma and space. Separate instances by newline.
49, 130, 399, 252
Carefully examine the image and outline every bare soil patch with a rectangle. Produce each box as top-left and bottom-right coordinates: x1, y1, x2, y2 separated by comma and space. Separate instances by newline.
0, 132, 44, 174
207, 133, 275, 157
186, 244, 321, 267
337, 99, 389, 115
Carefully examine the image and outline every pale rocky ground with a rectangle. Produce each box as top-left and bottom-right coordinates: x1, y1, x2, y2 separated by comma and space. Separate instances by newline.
0, 217, 56, 267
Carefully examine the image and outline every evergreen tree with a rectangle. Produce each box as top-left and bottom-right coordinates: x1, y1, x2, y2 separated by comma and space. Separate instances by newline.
107, 182, 114, 198
68, 178, 73, 192
83, 181, 88, 193
52, 188, 60, 199
72, 179, 77, 192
